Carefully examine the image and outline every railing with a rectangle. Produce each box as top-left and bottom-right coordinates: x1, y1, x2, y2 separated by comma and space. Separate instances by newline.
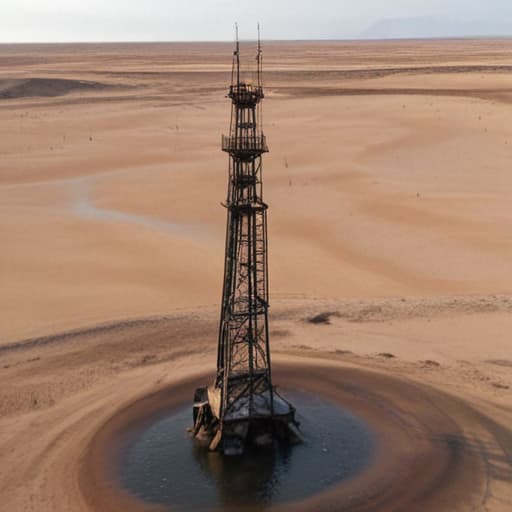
222, 135, 268, 154
228, 84, 264, 105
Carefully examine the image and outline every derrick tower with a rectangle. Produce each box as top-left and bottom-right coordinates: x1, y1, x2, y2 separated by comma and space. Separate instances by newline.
193, 28, 299, 455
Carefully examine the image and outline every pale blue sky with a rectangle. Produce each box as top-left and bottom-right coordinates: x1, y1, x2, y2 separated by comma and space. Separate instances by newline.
1, 0, 512, 42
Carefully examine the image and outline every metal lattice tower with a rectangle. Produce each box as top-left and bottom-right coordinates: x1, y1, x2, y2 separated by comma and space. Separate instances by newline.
193, 27, 298, 455
216, 26, 272, 423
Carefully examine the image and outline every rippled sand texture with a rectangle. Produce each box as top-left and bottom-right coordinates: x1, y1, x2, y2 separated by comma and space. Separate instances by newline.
0, 40, 511, 511
2, 40, 512, 343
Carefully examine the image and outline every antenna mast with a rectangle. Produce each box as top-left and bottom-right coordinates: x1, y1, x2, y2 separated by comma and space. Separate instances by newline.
257, 23, 262, 88
235, 23, 240, 87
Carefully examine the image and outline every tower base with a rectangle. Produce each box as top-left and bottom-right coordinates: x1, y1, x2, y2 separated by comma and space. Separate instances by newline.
192, 386, 302, 456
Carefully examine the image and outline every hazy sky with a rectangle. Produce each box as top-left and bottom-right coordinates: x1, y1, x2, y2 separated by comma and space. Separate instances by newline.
1, 0, 512, 42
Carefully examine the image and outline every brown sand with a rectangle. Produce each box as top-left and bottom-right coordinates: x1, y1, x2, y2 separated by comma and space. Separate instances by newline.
1, 311, 511, 511
1, 40, 511, 511
82, 363, 506, 512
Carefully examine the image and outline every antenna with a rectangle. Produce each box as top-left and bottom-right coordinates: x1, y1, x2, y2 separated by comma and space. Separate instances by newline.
235, 22, 240, 87
257, 23, 262, 88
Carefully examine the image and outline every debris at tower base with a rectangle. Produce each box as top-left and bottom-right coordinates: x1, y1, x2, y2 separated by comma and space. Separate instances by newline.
192, 386, 302, 456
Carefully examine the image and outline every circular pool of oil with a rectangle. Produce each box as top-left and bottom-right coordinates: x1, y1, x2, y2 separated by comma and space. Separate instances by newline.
120, 390, 375, 511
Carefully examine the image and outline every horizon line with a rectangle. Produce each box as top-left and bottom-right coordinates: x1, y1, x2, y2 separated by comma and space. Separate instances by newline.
1, 35, 512, 45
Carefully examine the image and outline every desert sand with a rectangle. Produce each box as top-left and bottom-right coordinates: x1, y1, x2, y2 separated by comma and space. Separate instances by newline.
0, 39, 511, 511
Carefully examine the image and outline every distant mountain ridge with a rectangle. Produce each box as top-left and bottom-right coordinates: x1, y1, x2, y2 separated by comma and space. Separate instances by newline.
361, 16, 512, 39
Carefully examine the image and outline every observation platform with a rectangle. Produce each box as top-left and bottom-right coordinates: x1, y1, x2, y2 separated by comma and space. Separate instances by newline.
222, 134, 268, 156
228, 83, 264, 107
223, 199, 268, 213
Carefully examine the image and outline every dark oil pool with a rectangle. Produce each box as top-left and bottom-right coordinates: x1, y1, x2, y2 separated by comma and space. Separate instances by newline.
120, 390, 375, 511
